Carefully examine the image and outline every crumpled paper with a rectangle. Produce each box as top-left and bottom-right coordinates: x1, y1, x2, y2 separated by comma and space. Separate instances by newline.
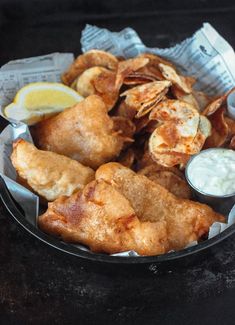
81, 23, 235, 96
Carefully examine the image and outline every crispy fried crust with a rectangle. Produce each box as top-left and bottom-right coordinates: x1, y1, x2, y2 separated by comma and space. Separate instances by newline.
11, 139, 95, 201
38, 162, 224, 255
31, 95, 127, 169
96, 163, 225, 251
138, 165, 191, 199
38, 180, 169, 256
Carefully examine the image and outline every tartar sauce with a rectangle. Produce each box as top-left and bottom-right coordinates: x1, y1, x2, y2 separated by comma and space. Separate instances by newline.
187, 149, 235, 196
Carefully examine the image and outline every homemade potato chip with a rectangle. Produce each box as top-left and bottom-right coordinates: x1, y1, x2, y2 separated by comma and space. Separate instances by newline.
92, 69, 119, 111
120, 80, 171, 118
62, 50, 118, 86
138, 53, 175, 69
136, 161, 184, 177
115, 100, 137, 120
137, 65, 164, 81
91, 57, 150, 111
193, 90, 212, 112
204, 107, 229, 148
171, 86, 200, 111
115, 57, 150, 89
111, 116, 136, 141
202, 87, 235, 116
148, 100, 211, 166
225, 116, 235, 138
134, 115, 152, 133
123, 72, 156, 85
229, 135, 235, 149
73, 66, 107, 97
150, 150, 191, 167
117, 148, 135, 168
202, 96, 225, 116
149, 100, 199, 144
158, 63, 192, 94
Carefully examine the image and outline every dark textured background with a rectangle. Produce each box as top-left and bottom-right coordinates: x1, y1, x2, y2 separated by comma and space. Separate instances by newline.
1, 1, 235, 324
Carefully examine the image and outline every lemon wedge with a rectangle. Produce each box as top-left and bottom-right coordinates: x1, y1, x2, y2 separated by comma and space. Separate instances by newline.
4, 82, 83, 125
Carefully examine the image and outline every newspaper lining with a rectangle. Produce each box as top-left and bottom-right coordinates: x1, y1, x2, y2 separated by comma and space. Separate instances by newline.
0, 24, 235, 257
81, 23, 235, 96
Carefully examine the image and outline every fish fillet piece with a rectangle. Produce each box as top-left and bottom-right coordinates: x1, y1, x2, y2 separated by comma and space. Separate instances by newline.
96, 163, 225, 251
138, 164, 191, 199
38, 180, 169, 256
11, 139, 95, 201
31, 95, 127, 169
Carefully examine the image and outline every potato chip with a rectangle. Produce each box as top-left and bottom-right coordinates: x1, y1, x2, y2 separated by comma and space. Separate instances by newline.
137, 162, 184, 178
202, 96, 224, 116
115, 57, 149, 88
115, 100, 137, 120
198, 115, 212, 138
204, 107, 228, 148
92, 70, 119, 111
91, 57, 150, 111
62, 50, 118, 86
229, 135, 235, 149
73, 66, 107, 97
148, 100, 211, 166
202, 87, 235, 116
120, 80, 171, 118
171, 86, 200, 111
117, 148, 135, 168
145, 120, 160, 133
138, 53, 175, 69
149, 99, 200, 148
193, 90, 212, 112
225, 117, 235, 137
123, 72, 156, 85
134, 115, 150, 133
137, 150, 156, 169
149, 99, 199, 125
149, 149, 190, 168
158, 63, 192, 94
112, 116, 136, 141
136, 53, 177, 81
137, 65, 164, 81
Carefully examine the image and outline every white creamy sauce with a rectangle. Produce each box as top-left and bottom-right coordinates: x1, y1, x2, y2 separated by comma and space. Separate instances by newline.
187, 149, 235, 196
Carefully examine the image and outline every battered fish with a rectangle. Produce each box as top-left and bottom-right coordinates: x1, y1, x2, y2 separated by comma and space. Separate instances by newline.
11, 139, 94, 201
38, 180, 169, 256
96, 163, 224, 251
138, 164, 191, 199
31, 95, 127, 169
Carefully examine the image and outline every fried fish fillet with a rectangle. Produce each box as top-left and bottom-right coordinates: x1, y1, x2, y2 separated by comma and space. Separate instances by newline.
11, 139, 95, 201
38, 180, 169, 255
31, 95, 127, 169
96, 163, 224, 251
137, 164, 191, 199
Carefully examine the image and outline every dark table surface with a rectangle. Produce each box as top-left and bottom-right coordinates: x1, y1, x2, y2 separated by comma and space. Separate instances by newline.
1, 1, 235, 324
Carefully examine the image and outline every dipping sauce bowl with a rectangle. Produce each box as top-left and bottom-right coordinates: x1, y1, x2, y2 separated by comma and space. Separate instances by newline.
185, 148, 235, 216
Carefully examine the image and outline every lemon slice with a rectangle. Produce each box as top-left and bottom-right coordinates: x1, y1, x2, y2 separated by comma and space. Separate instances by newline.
4, 82, 83, 125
